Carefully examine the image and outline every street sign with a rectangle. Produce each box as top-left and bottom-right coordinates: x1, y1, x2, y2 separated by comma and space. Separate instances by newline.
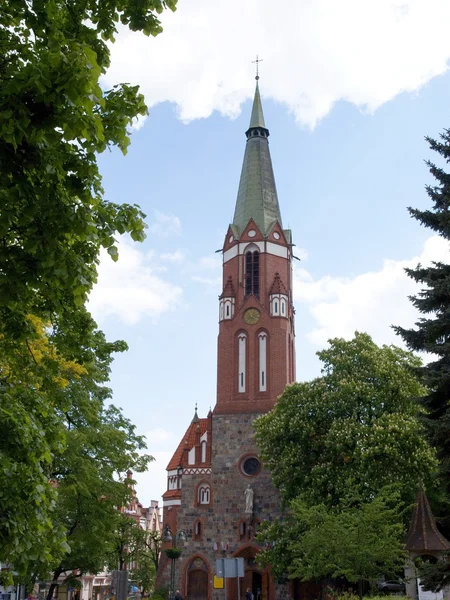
215, 558, 244, 578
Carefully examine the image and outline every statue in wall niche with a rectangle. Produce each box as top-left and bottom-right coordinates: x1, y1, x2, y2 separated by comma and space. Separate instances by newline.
244, 484, 254, 514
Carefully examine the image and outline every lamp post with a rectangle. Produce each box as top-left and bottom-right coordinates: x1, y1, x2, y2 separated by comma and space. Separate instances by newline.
163, 525, 187, 600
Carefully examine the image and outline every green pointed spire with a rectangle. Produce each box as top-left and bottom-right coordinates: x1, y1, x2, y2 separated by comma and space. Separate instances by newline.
232, 81, 283, 237
248, 81, 266, 129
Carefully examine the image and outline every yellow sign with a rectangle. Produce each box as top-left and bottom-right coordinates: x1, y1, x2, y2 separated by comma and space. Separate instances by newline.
213, 576, 224, 589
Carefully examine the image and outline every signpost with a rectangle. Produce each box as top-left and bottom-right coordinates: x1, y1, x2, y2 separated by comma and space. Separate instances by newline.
216, 558, 245, 600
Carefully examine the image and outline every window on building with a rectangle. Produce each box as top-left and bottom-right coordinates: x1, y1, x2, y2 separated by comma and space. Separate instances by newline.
238, 333, 247, 393
198, 484, 210, 505
201, 440, 207, 463
245, 251, 259, 297
259, 333, 267, 392
193, 520, 202, 541
239, 521, 247, 541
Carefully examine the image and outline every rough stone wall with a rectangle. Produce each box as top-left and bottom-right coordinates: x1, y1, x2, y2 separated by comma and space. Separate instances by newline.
168, 413, 285, 600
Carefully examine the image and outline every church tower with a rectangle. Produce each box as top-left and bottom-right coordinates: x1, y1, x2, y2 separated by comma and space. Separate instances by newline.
159, 80, 296, 600
217, 79, 295, 415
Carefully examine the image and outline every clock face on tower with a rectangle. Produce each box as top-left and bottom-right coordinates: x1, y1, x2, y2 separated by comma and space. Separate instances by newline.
243, 308, 261, 325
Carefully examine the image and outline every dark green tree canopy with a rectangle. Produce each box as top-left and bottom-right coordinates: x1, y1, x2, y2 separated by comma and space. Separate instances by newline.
0, 0, 175, 337
394, 129, 450, 590
0, 0, 175, 574
255, 333, 436, 591
255, 333, 436, 508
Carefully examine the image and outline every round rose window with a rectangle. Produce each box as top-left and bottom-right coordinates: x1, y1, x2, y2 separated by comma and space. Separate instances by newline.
241, 456, 261, 476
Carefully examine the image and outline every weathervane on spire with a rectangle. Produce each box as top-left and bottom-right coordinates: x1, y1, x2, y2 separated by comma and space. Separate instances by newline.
252, 55, 263, 80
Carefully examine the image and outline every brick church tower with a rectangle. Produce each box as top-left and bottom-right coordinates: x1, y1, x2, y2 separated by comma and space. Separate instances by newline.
158, 79, 296, 600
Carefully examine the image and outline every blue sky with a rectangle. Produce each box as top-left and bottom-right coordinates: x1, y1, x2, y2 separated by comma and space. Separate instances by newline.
88, 0, 450, 505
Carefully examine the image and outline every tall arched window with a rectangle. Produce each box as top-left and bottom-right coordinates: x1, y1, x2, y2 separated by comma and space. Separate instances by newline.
201, 440, 207, 463
193, 519, 203, 541
258, 332, 267, 392
238, 333, 247, 393
245, 250, 259, 297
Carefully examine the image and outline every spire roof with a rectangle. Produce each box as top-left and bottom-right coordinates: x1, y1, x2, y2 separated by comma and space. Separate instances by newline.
232, 81, 283, 237
248, 82, 266, 129
405, 489, 450, 552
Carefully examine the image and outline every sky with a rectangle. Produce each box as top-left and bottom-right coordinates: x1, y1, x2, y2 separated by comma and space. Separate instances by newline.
88, 0, 450, 507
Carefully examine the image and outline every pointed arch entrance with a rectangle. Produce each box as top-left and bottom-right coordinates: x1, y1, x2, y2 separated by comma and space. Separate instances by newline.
228, 545, 273, 600
183, 555, 210, 600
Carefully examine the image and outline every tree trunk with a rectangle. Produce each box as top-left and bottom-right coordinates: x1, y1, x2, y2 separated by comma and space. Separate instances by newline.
46, 569, 63, 600
358, 580, 363, 600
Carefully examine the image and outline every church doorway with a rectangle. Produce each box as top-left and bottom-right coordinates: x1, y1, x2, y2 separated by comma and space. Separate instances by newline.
186, 557, 209, 600
187, 569, 208, 600
229, 547, 271, 600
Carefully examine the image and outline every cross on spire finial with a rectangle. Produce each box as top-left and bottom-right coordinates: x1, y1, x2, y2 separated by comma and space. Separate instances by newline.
252, 55, 263, 80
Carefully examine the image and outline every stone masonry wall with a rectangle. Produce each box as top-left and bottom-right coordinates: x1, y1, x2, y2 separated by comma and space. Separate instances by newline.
170, 413, 287, 600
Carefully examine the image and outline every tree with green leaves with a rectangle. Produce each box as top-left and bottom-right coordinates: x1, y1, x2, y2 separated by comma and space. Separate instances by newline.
0, 0, 175, 571
255, 333, 436, 590
257, 487, 406, 599
5, 316, 152, 591
256, 333, 436, 508
0, 0, 176, 336
394, 129, 450, 590
130, 552, 157, 597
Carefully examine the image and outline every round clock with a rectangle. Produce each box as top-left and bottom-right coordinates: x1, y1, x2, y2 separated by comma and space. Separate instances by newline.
244, 308, 261, 325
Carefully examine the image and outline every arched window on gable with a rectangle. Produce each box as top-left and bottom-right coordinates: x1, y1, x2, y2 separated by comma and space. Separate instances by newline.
245, 250, 259, 297
201, 440, 207, 463
198, 484, 210, 505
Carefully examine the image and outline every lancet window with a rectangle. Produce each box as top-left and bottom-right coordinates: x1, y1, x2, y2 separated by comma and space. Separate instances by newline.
245, 250, 259, 297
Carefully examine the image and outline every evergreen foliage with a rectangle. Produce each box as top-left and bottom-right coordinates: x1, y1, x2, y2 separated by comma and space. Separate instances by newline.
394, 129, 450, 589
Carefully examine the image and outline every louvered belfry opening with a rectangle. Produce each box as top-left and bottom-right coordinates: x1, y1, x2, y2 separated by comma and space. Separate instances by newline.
245, 250, 259, 297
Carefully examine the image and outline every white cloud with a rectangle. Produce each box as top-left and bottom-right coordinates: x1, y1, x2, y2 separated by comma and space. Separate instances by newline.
89, 237, 183, 325
148, 210, 182, 237
160, 250, 186, 263
103, 0, 450, 127
294, 235, 449, 348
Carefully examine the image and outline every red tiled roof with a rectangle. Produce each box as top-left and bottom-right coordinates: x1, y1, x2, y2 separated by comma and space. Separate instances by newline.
406, 490, 450, 552
269, 272, 288, 295
162, 489, 182, 500
166, 418, 208, 471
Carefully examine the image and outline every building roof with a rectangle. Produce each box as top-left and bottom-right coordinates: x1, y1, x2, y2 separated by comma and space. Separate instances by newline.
232, 81, 283, 237
220, 275, 236, 298
405, 489, 450, 552
248, 81, 266, 129
269, 272, 289, 295
166, 418, 209, 471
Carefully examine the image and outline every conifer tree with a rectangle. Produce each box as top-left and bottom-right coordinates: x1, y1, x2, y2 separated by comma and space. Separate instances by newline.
395, 130, 450, 490
394, 130, 450, 590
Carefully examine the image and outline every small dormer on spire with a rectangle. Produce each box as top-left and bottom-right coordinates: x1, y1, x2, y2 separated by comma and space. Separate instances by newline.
219, 275, 236, 321
269, 273, 289, 318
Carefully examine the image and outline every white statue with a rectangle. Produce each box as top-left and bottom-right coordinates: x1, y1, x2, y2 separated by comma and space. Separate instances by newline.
244, 484, 254, 513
